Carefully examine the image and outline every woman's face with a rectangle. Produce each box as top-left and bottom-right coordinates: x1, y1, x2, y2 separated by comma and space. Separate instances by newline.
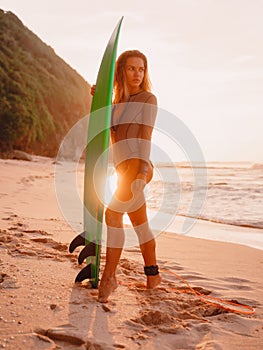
124, 57, 145, 92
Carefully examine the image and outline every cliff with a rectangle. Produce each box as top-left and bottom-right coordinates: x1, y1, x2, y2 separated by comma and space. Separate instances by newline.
0, 10, 91, 157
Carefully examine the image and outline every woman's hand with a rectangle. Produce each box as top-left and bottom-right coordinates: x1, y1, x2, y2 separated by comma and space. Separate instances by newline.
90, 85, 96, 96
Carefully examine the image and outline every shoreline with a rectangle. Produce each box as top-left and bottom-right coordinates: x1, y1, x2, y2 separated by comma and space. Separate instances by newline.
1, 155, 263, 250
146, 209, 263, 252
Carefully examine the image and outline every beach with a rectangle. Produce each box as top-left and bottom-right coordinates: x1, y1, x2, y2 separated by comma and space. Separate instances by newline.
0, 156, 263, 349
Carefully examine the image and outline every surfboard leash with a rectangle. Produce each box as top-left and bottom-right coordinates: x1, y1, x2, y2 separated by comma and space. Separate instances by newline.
118, 268, 255, 316
159, 268, 255, 316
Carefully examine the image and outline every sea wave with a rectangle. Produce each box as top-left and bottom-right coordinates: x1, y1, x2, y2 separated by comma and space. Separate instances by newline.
156, 161, 258, 170
182, 215, 263, 230
251, 163, 263, 170
148, 164, 263, 231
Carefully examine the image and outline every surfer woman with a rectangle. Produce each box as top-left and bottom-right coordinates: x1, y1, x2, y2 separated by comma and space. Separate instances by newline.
92, 50, 161, 302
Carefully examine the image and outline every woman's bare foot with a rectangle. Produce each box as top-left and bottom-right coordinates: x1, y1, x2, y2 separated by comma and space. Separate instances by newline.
146, 274, 162, 289
98, 275, 118, 303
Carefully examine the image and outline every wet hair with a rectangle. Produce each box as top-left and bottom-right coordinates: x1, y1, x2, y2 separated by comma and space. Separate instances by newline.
113, 50, 152, 104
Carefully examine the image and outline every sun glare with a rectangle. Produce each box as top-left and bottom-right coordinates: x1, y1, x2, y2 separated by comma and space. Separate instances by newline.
104, 168, 118, 205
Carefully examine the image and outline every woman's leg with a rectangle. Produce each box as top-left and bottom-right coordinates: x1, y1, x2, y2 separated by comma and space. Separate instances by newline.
98, 208, 124, 303
98, 172, 131, 303
128, 204, 161, 289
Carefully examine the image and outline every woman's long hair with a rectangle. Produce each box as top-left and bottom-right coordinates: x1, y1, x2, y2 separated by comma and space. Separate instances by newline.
113, 50, 152, 104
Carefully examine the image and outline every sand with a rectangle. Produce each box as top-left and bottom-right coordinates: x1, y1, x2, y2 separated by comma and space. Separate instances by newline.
0, 156, 263, 349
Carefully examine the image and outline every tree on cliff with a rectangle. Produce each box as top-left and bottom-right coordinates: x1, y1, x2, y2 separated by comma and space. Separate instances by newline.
0, 10, 91, 156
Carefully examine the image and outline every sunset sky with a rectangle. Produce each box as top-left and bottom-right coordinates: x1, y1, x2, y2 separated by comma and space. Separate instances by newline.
1, 0, 262, 162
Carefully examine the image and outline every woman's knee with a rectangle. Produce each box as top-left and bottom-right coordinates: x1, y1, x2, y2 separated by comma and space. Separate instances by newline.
105, 208, 123, 227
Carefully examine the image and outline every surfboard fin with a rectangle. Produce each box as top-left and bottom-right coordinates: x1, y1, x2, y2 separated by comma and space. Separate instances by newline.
78, 242, 96, 265
69, 234, 98, 284
69, 232, 86, 253
75, 264, 92, 283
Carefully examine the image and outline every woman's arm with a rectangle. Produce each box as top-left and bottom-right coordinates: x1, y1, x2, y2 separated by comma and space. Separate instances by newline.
138, 94, 158, 177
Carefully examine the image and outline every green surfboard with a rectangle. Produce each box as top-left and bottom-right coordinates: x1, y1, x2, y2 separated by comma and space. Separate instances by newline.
69, 17, 123, 288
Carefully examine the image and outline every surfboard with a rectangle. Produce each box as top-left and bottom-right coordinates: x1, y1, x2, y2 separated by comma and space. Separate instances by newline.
69, 17, 123, 288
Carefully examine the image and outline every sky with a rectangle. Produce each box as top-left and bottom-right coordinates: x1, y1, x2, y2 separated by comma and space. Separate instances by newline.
1, 0, 263, 162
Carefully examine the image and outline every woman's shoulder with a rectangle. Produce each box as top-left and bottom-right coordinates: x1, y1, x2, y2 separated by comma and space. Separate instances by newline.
131, 91, 157, 105
145, 91, 157, 105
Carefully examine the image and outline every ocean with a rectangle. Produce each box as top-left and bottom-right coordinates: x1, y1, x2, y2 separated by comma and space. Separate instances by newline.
57, 159, 263, 250
147, 161, 263, 230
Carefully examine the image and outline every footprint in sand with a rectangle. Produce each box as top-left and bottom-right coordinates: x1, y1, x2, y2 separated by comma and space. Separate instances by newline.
0, 333, 57, 350
23, 229, 51, 236
218, 276, 254, 291
159, 260, 185, 271
30, 237, 68, 252
0, 272, 19, 289
133, 310, 174, 326
219, 276, 251, 284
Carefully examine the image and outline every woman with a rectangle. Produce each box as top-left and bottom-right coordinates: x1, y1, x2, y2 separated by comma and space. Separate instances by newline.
92, 50, 161, 302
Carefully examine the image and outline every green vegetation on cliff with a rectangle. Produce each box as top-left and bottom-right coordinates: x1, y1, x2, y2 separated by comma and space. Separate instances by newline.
0, 9, 91, 156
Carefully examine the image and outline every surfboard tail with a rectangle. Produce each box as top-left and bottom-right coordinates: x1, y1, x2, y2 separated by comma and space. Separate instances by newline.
69, 232, 100, 287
